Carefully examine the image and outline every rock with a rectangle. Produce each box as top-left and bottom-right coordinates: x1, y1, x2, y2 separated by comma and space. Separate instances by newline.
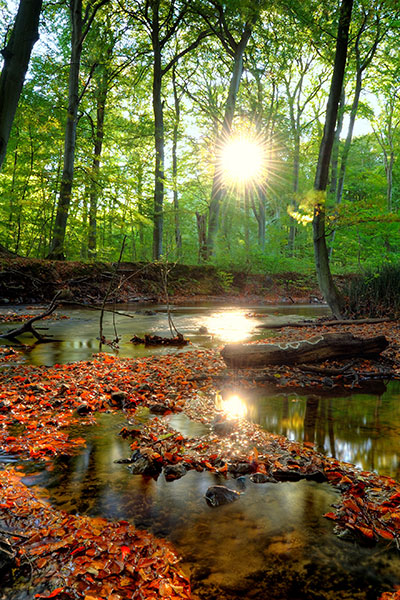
129, 449, 162, 477
305, 470, 327, 483
205, 485, 241, 507
235, 476, 247, 490
272, 469, 304, 482
76, 402, 92, 415
135, 383, 153, 393
228, 462, 253, 476
149, 403, 169, 415
250, 472, 274, 484
110, 390, 128, 407
198, 326, 208, 334
164, 463, 187, 481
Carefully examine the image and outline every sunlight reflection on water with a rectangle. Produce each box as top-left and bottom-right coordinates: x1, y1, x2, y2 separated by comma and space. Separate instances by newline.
203, 309, 256, 343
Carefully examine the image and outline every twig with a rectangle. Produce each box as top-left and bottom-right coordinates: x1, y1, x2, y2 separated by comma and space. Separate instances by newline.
0, 291, 62, 341
99, 236, 127, 348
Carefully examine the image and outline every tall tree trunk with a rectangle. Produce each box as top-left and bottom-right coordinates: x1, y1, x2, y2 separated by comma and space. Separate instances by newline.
385, 151, 394, 212
329, 88, 345, 195
196, 212, 207, 262
48, 0, 82, 259
288, 131, 300, 255
251, 185, 266, 251
206, 25, 253, 259
0, 0, 42, 170
313, 0, 353, 319
152, 2, 164, 260
88, 86, 107, 258
172, 64, 182, 256
335, 70, 362, 206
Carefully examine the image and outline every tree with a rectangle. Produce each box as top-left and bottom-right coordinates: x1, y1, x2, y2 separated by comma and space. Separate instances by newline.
47, 0, 108, 260
0, 0, 42, 170
313, 0, 353, 318
202, 0, 261, 259
124, 0, 209, 260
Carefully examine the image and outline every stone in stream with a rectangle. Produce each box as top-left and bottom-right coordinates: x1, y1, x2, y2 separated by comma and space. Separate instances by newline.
204, 485, 241, 507
129, 449, 162, 478
250, 472, 276, 484
164, 463, 187, 481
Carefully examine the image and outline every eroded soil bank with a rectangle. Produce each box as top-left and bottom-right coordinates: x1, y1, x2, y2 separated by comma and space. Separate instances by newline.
1, 317, 400, 600
0, 257, 323, 305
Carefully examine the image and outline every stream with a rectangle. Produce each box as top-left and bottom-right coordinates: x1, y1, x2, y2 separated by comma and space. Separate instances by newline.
1, 303, 400, 599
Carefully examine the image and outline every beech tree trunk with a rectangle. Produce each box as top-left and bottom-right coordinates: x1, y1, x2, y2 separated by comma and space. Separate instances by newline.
0, 0, 42, 170
221, 333, 389, 368
48, 0, 83, 259
313, 0, 353, 319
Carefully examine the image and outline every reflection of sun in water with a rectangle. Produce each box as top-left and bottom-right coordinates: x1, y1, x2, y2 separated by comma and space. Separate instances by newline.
221, 135, 265, 185
204, 310, 254, 343
216, 393, 248, 419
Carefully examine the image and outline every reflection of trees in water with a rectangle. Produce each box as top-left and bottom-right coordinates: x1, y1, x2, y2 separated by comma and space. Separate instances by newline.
247, 383, 400, 478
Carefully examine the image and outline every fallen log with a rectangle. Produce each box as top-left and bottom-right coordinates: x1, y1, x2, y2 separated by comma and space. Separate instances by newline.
220, 333, 389, 368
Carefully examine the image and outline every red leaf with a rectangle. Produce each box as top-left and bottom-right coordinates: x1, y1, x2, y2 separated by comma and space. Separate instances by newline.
35, 588, 65, 599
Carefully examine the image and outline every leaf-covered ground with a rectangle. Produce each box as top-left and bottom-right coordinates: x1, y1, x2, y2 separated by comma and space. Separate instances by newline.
1, 319, 400, 599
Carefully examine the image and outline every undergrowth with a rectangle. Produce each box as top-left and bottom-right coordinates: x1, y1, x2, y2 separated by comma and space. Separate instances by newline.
344, 264, 400, 317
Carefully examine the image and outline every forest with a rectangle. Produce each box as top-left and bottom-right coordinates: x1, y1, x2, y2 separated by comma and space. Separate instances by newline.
1, 0, 400, 293
4, 2, 400, 600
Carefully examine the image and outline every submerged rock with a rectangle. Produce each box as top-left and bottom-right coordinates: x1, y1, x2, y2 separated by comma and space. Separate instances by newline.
164, 463, 187, 481
129, 449, 162, 477
204, 485, 241, 507
250, 472, 275, 484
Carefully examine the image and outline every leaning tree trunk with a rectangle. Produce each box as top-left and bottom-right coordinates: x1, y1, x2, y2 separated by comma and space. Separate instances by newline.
205, 25, 253, 260
48, 0, 82, 260
0, 0, 42, 170
313, 0, 353, 319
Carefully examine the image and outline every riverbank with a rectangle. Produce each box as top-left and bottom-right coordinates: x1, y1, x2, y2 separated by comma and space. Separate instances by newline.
1, 316, 400, 599
0, 257, 324, 305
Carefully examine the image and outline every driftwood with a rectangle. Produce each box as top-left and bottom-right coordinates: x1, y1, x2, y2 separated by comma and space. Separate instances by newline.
0, 291, 62, 341
220, 333, 389, 368
257, 317, 393, 330
130, 333, 188, 346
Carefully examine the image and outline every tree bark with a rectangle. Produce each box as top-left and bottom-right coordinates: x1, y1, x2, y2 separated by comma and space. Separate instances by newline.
0, 0, 42, 170
313, 0, 353, 319
152, 1, 164, 261
221, 333, 388, 368
48, 0, 83, 260
172, 63, 182, 256
88, 75, 107, 258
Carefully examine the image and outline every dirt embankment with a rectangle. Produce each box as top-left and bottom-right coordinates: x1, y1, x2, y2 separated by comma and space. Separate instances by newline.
0, 257, 323, 306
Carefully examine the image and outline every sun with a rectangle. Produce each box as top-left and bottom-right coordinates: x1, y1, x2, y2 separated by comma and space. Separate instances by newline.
220, 135, 265, 186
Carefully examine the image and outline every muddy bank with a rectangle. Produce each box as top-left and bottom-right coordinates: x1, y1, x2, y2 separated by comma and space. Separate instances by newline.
0, 257, 323, 305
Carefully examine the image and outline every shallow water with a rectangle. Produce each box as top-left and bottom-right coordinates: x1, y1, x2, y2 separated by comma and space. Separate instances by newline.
216, 382, 400, 479
0, 302, 329, 366
2, 303, 400, 598
20, 412, 400, 600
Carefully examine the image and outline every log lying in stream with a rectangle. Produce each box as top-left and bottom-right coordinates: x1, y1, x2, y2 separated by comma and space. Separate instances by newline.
220, 333, 389, 368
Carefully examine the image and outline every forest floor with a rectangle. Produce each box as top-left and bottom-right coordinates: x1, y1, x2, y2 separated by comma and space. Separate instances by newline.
0, 257, 399, 600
